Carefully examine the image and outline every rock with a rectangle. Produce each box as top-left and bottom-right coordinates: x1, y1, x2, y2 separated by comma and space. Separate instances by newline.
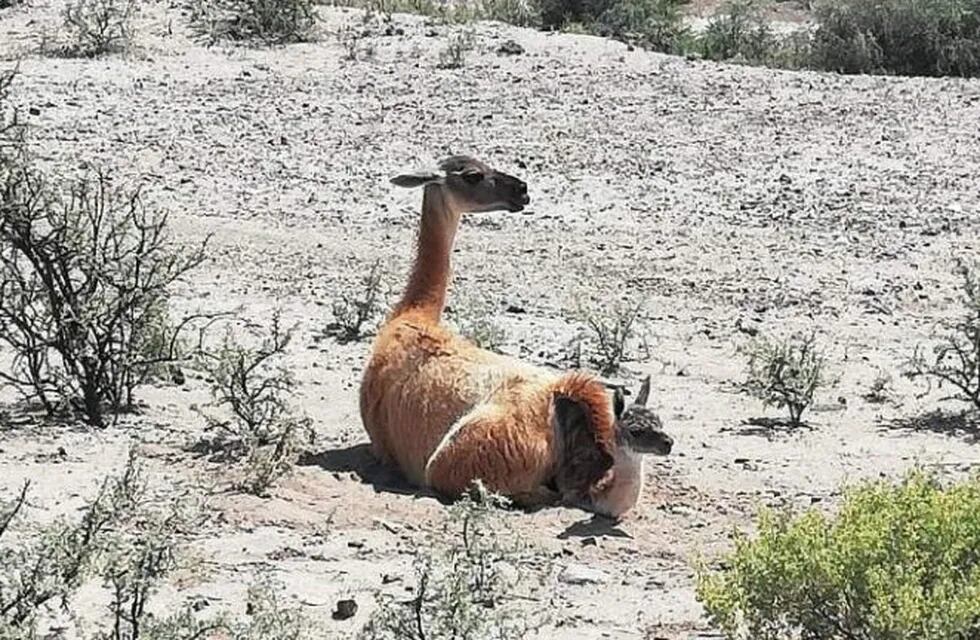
333, 599, 358, 620
496, 39, 524, 56
559, 564, 610, 586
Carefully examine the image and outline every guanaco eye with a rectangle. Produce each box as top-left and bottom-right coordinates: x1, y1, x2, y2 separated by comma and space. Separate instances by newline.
461, 171, 483, 185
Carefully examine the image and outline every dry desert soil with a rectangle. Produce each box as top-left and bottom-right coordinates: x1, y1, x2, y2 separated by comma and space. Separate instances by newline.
1, 1, 979, 638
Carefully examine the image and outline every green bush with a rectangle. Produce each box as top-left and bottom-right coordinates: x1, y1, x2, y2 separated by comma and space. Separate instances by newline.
741, 331, 829, 427
698, 470, 980, 640
696, 0, 777, 63
595, 0, 689, 51
187, 0, 319, 45
810, 0, 980, 77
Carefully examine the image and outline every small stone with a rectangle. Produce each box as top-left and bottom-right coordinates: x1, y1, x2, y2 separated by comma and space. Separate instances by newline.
333, 599, 358, 620
559, 564, 610, 586
496, 39, 524, 56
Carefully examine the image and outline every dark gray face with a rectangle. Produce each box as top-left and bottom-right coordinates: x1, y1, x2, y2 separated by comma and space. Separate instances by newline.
390, 155, 530, 213
612, 377, 673, 455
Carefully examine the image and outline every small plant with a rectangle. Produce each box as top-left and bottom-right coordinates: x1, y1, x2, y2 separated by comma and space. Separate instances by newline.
570, 297, 648, 376
695, 0, 777, 64
697, 470, 980, 640
186, 0, 319, 45
0, 450, 146, 634
197, 313, 315, 495
446, 295, 508, 353
437, 30, 475, 69
741, 331, 829, 427
360, 482, 549, 640
906, 259, 980, 411
59, 0, 137, 57
862, 368, 896, 405
327, 259, 387, 343
0, 166, 209, 427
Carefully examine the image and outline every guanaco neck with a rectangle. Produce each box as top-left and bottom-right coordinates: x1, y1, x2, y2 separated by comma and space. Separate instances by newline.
392, 185, 462, 322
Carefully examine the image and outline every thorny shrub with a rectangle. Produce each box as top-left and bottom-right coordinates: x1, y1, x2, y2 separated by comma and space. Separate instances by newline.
359, 482, 550, 640
186, 0, 319, 45
327, 258, 387, 344
446, 294, 508, 353
741, 331, 829, 427
58, 0, 138, 57
906, 259, 980, 410
697, 470, 980, 640
569, 297, 648, 376
437, 30, 475, 68
196, 312, 315, 495
0, 163, 209, 427
0, 450, 154, 635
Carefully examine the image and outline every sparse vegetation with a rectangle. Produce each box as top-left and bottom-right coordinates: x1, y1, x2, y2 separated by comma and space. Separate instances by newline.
196, 313, 315, 495
906, 259, 980, 410
0, 450, 150, 634
327, 259, 387, 343
570, 298, 648, 376
862, 368, 896, 405
187, 0, 319, 45
741, 331, 829, 427
0, 164, 209, 427
58, 0, 137, 57
446, 294, 508, 353
437, 30, 476, 68
359, 482, 549, 640
697, 470, 980, 640
695, 0, 777, 64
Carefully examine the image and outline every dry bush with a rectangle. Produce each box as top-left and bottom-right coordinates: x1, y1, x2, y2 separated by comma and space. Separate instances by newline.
437, 30, 475, 68
906, 259, 980, 410
359, 482, 549, 640
569, 297, 648, 376
196, 312, 315, 495
0, 450, 145, 634
326, 259, 387, 344
57, 0, 138, 57
0, 163, 209, 427
187, 0, 319, 45
741, 331, 830, 427
446, 294, 508, 353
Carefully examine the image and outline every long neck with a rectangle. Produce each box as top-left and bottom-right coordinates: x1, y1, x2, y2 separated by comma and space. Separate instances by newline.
392, 186, 461, 322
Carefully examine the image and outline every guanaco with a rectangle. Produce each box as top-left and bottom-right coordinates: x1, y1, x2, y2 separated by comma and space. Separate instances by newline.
359, 155, 673, 518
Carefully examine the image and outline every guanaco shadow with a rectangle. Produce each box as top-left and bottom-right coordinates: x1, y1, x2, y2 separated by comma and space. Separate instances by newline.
879, 409, 980, 444
557, 514, 633, 540
298, 443, 422, 496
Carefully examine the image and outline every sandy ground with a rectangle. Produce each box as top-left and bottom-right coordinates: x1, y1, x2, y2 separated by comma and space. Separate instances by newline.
1, 0, 980, 638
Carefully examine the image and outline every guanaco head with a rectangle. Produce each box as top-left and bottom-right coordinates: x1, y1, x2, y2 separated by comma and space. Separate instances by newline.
552, 375, 671, 519
390, 155, 530, 213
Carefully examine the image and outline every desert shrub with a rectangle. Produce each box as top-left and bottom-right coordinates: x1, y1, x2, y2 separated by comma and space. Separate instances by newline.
326, 259, 386, 343
810, 0, 980, 77
570, 297, 648, 376
862, 368, 896, 405
695, 0, 778, 63
359, 483, 549, 640
906, 259, 980, 410
196, 313, 315, 495
446, 295, 508, 353
0, 166, 208, 427
0, 451, 146, 634
741, 331, 829, 426
594, 0, 689, 51
186, 0, 319, 45
58, 0, 137, 57
697, 470, 980, 640
437, 30, 476, 68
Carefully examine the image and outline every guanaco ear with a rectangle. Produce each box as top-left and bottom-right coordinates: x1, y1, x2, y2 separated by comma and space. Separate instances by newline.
634, 375, 651, 407
613, 388, 626, 420
552, 396, 614, 500
390, 171, 442, 188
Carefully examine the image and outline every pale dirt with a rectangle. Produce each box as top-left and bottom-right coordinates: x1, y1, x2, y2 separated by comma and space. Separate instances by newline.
1, 0, 979, 638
